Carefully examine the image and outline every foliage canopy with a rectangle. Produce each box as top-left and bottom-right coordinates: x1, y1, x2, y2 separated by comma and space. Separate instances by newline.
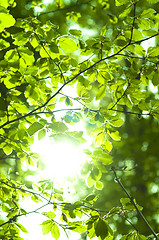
0, 0, 159, 239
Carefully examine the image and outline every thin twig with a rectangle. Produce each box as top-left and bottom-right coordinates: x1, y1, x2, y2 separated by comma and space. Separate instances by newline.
111, 167, 159, 240
32, 29, 66, 84
108, 108, 150, 116
118, 212, 139, 232
1, 181, 49, 202
129, 3, 136, 44
109, 83, 130, 110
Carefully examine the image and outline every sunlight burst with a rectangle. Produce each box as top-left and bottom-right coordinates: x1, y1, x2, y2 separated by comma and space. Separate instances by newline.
32, 137, 85, 184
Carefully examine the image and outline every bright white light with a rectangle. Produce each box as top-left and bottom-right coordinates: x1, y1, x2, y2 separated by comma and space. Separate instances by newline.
43, 0, 52, 3
141, 37, 156, 51
31, 137, 86, 185
149, 82, 158, 93
21, 136, 88, 240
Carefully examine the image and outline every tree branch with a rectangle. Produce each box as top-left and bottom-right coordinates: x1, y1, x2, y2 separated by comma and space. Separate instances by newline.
129, 2, 136, 44
109, 82, 130, 110
0, 32, 157, 130
117, 212, 139, 232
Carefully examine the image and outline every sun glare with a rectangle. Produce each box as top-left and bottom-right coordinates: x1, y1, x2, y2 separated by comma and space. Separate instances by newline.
31, 137, 86, 185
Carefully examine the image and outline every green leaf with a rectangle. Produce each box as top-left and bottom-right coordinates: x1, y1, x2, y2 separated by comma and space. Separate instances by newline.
108, 14, 118, 24
27, 122, 44, 136
142, 29, 157, 37
95, 132, 105, 146
100, 25, 107, 36
89, 72, 97, 82
85, 194, 97, 202
152, 108, 159, 119
18, 47, 35, 65
92, 149, 113, 165
38, 129, 46, 140
0, 13, 15, 32
66, 221, 86, 233
65, 97, 73, 106
49, 42, 59, 53
86, 173, 96, 187
60, 213, 68, 223
58, 37, 77, 52
140, 19, 154, 30
120, 198, 143, 211
109, 119, 124, 127
51, 222, 60, 240
15, 223, 28, 233
0, 98, 7, 111
0, 0, 9, 8
46, 211, 56, 219
107, 207, 122, 217
132, 29, 143, 41
95, 181, 103, 190
0, 39, 10, 49
151, 99, 159, 108
138, 101, 149, 111
152, 71, 159, 86
135, 45, 146, 56
140, 8, 156, 18
137, 234, 148, 240
125, 29, 143, 41
148, 46, 159, 57
3, 145, 13, 155
97, 71, 111, 84
107, 130, 121, 141
13, 31, 30, 45
104, 140, 113, 152
69, 29, 82, 37
95, 219, 109, 240
119, 5, 132, 18
96, 86, 106, 100
115, 36, 127, 46
50, 122, 68, 132
42, 220, 52, 235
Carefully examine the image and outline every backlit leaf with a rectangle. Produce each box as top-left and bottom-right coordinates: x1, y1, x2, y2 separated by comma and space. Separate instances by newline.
51, 223, 60, 240
50, 122, 68, 132
95, 132, 105, 146
15, 223, 28, 233
58, 37, 77, 52
120, 198, 143, 211
109, 119, 124, 127
96, 86, 106, 100
42, 220, 52, 235
46, 211, 56, 219
95, 181, 103, 190
0, 13, 15, 32
108, 130, 121, 141
104, 140, 113, 152
148, 46, 159, 57
3, 145, 13, 155
27, 122, 44, 136
86, 173, 96, 187
38, 129, 46, 140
